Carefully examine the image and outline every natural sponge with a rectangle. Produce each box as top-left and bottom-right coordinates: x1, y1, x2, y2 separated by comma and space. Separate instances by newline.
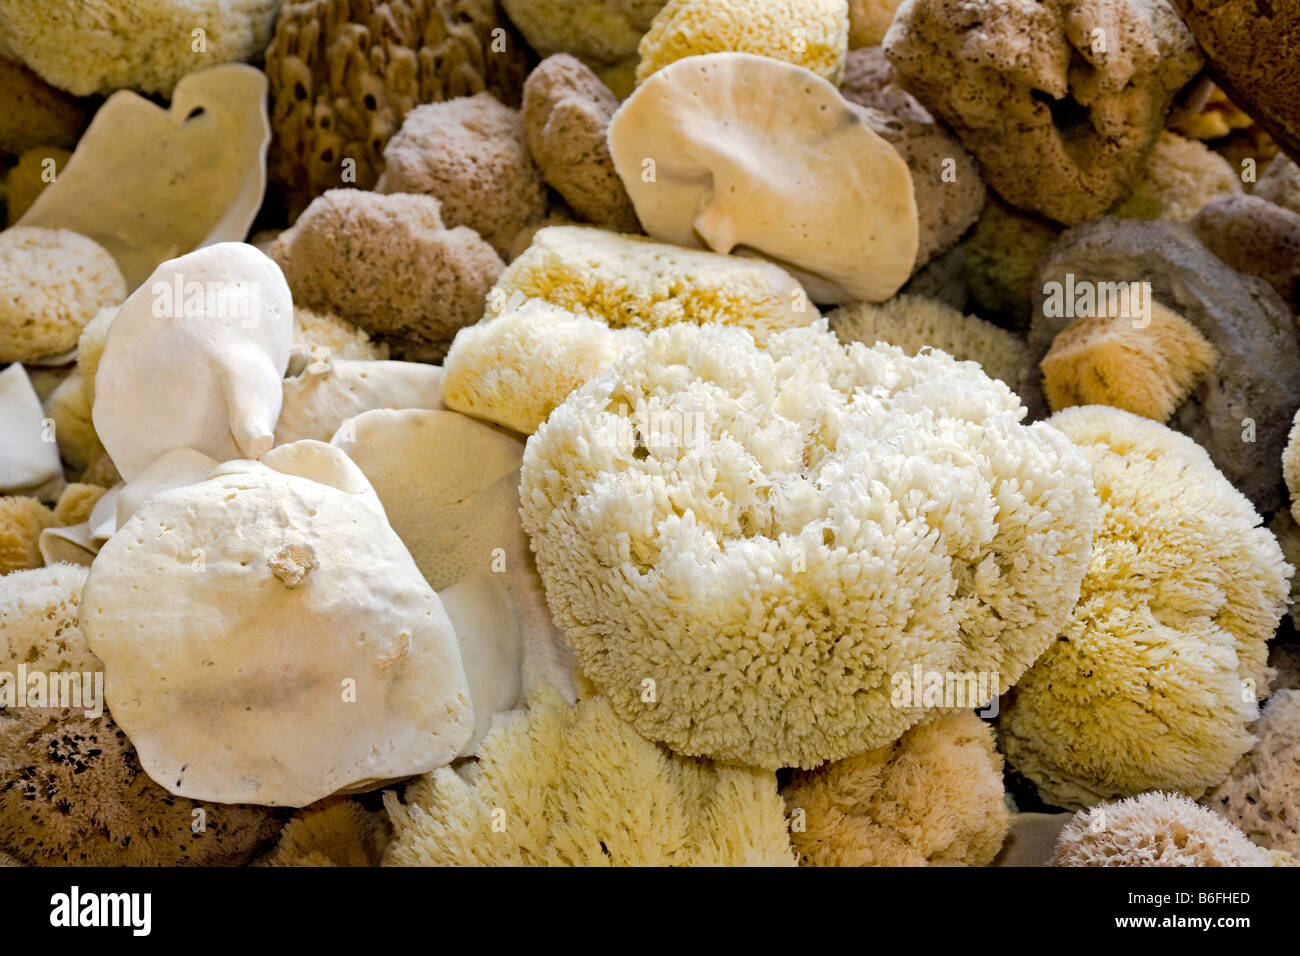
495, 226, 815, 336
258, 797, 389, 867
963, 199, 1061, 328
1038, 301, 1218, 422
0, 58, 87, 156
1202, 690, 1300, 857
0, 0, 279, 96
1111, 132, 1241, 222
521, 321, 1098, 769
377, 94, 547, 258
522, 55, 641, 233
383, 689, 795, 866
271, 189, 503, 363
783, 711, 1010, 867
884, 0, 1203, 224
0, 226, 125, 363
5, 147, 70, 225
1000, 406, 1291, 809
828, 294, 1025, 386
1051, 792, 1282, 867
442, 301, 640, 435
0, 496, 57, 575
0, 565, 285, 866
635, 0, 850, 87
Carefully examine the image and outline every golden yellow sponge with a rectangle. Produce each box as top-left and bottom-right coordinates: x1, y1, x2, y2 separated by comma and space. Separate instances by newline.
635, 0, 849, 87
1040, 300, 1217, 422
258, 797, 388, 867
0, 495, 57, 574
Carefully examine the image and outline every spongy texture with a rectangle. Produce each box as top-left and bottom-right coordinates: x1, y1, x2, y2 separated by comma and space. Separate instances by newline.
270, 190, 503, 362
1039, 301, 1218, 422
383, 689, 795, 866
442, 301, 639, 434
51, 484, 104, 527
1050, 792, 1280, 867
267, 0, 528, 217
1202, 690, 1300, 856
0, 226, 125, 363
0, 58, 86, 155
258, 797, 389, 867
520, 322, 1098, 769
0, 496, 57, 574
848, 0, 903, 46
884, 0, 1203, 224
522, 55, 641, 232
1255, 154, 1300, 217
502, 0, 665, 66
293, 307, 389, 360
1190, 194, 1300, 314
828, 295, 1026, 386
1001, 406, 1290, 809
0, 0, 280, 96
5, 147, 69, 225
495, 226, 815, 336
636, 0, 850, 87
1269, 511, 1300, 629
783, 711, 1010, 866
377, 94, 547, 257
963, 199, 1061, 327
41, 306, 116, 472
1111, 132, 1242, 222
0, 565, 285, 865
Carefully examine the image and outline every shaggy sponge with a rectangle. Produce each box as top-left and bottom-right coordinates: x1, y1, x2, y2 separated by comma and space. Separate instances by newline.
1202, 690, 1300, 857
271, 190, 504, 363
0, 226, 125, 363
635, 0, 850, 87
1001, 406, 1291, 809
1111, 132, 1242, 222
257, 797, 388, 867
1051, 792, 1284, 867
377, 93, 547, 258
828, 294, 1026, 386
783, 711, 1010, 866
0, 496, 57, 574
1039, 300, 1218, 422
383, 690, 795, 866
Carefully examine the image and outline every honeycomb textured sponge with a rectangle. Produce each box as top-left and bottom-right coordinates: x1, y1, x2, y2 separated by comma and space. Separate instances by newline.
495, 226, 815, 337
1001, 406, 1290, 809
1039, 300, 1218, 422
0, 226, 125, 363
0, 0, 280, 96
1051, 792, 1282, 867
442, 301, 640, 434
377, 93, 547, 257
383, 689, 795, 866
0, 566, 285, 865
783, 711, 1010, 866
1202, 690, 1300, 857
293, 307, 389, 360
635, 0, 850, 87
270, 189, 503, 363
266, 0, 528, 217
828, 294, 1026, 386
520, 322, 1098, 769
522, 55, 641, 233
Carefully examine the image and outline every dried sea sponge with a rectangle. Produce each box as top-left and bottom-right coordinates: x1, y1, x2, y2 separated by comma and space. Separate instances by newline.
1051, 792, 1282, 867
502, 0, 664, 69
1202, 690, 1300, 857
377, 94, 547, 258
267, 0, 528, 217
383, 690, 795, 866
848, 0, 903, 47
783, 711, 1010, 867
0, 0, 279, 97
839, 46, 930, 123
1190, 195, 1300, 315
0, 565, 285, 866
40, 307, 115, 474
50, 484, 104, 528
1112, 132, 1242, 222
496, 226, 815, 335
635, 0, 850, 87
963, 199, 1061, 328
258, 797, 389, 867
0, 496, 57, 574
0, 226, 125, 363
271, 189, 504, 363
1255, 154, 1300, 218
1000, 406, 1291, 809
1039, 301, 1218, 422
5, 147, 69, 225
522, 55, 641, 233
1271, 643, 1300, 692
521, 322, 1098, 769
828, 295, 1025, 386
0, 58, 86, 156
443, 301, 640, 434
884, 0, 1202, 224
293, 307, 388, 361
